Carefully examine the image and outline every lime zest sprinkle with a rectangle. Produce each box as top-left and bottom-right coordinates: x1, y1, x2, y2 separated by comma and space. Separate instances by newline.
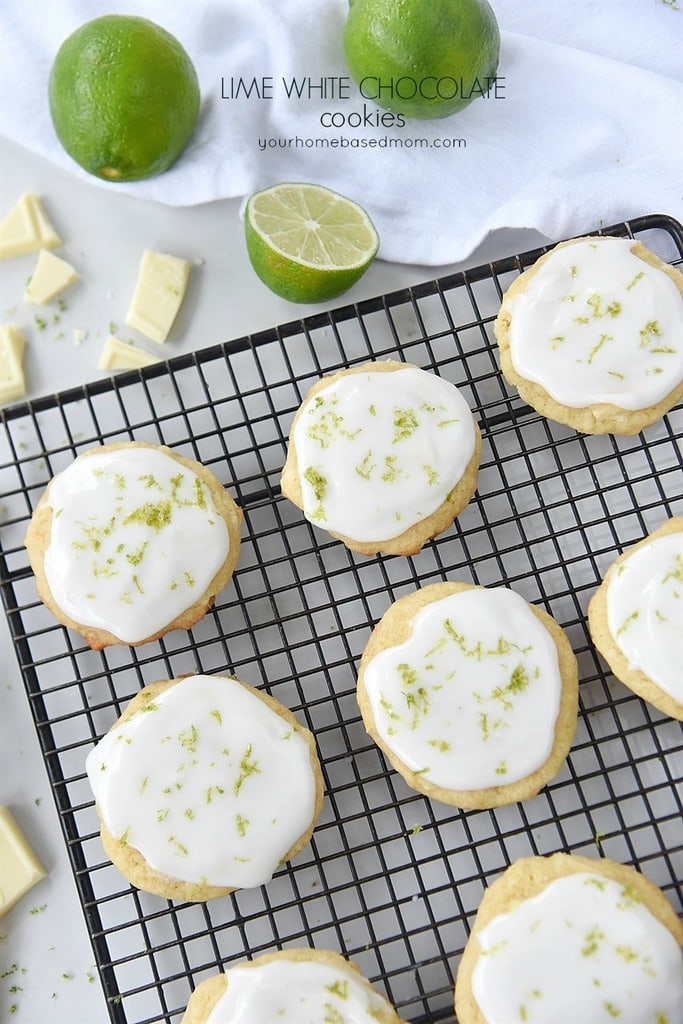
392, 407, 419, 442
234, 743, 261, 796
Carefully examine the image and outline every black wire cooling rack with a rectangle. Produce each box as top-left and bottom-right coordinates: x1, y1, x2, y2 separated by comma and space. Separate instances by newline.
1, 213, 682, 1024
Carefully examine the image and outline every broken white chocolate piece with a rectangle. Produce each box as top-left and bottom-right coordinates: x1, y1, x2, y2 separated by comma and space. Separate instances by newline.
24, 249, 79, 305
0, 806, 47, 918
98, 335, 161, 371
0, 324, 27, 404
125, 249, 190, 343
0, 193, 61, 260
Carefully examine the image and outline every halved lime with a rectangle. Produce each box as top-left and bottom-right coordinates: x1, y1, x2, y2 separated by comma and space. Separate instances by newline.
244, 182, 380, 303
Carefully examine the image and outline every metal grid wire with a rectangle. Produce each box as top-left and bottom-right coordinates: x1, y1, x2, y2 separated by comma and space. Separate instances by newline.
1, 213, 682, 1024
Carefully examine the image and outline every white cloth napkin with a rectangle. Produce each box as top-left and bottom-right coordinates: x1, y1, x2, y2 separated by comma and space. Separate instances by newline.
1, 0, 681, 265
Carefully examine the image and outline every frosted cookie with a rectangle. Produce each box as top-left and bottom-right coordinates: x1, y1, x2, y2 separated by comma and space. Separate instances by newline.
454, 853, 683, 1024
493, 236, 683, 434
280, 360, 481, 556
86, 674, 323, 901
357, 582, 578, 809
588, 517, 683, 720
180, 948, 407, 1024
24, 441, 242, 649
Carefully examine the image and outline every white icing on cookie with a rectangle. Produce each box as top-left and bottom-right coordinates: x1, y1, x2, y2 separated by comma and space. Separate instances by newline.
471, 872, 683, 1024
206, 958, 395, 1024
43, 446, 231, 643
86, 675, 318, 889
362, 588, 562, 790
291, 366, 476, 542
606, 530, 683, 702
507, 237, 683, 409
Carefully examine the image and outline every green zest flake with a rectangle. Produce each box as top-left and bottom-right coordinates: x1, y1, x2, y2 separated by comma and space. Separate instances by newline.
587, 294, 603, 318
126, 542, 148, 566
615, 945, 638, 963
627, 271, 644, 289
324, 1005, 344, 1024
584, 294, 621, 319
437, 418, 459, 428
570, 264, 578, 278
303, 466, 327, 502
210, 709, 223, 726
132, 574, 144, 594
509, 664, 530, 693
325, 979, 349, 999
379, 694, 400, 722
381, 455, 399, 482
141, 701, 159, 713
495, 761, 507, 775
392, 407, 419, 442
639, 320, 662, 347
303, 466, 327, 518
397, 662, 418, 687
616, 609, 639, 636
582, 927, 605, 957
604, 1002, 621, 1019
306, 397, 361, 448
139, 776, 149, 795
550, 335, 566, 349
586, 333, 613, 364
168, 836, 189, 857
124, 499, 173, 531
369, 403, 377, 415
428, 738, 451, 753
584, 877, 607, 891
617, 884, 642, 909
236, 814, 250, 837
234, 744, 261, 796
156, 808, 170, 822
77, 515, 117, 552
184, 570, 195, 588
561, 293, 577, 303
205, 785, 224, 804
184, 808, 195, 821
119, 827, 130, 847
423, 464, 439, 486
656, 1014, 670, 1024
178, 724, 199, 753
140, 473, 162, 490
662, 553, 683, 584
520, 1008, 528, 1022
355, 450, 375, 480
92, 557, 119, 579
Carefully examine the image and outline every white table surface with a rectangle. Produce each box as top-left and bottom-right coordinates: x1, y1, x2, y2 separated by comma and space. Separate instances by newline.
0, 133, 549, 1023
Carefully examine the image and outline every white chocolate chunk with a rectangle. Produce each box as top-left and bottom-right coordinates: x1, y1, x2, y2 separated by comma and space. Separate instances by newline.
0, 806, 47, 918
98, 335, 161, 371
0, 193, 61, 260
24, 249, 79, 305
0, 324, 27, 403
125, 249, 190, 342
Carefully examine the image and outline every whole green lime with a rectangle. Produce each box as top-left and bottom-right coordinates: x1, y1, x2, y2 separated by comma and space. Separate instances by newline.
343, 0, 500, 119
48, 14, 200, 182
